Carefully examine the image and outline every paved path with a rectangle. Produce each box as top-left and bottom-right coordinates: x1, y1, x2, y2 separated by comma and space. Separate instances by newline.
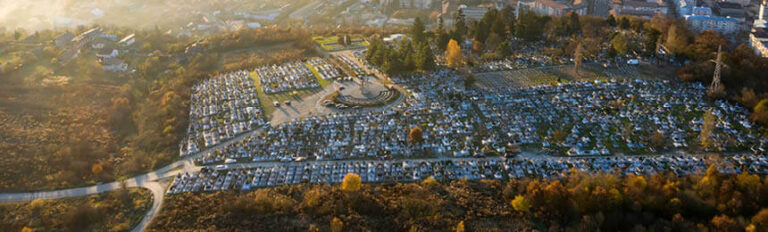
0, 125, 267, 231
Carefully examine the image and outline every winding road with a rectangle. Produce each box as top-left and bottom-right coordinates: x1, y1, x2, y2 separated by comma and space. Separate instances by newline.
0, 125, 267, 232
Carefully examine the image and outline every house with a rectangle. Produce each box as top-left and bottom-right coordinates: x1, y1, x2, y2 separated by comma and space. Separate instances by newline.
101, 57, 127, 72
118, 33, 135, 47
72, 27, 104, 48
58, 49, 80, 65
96, 48, 119, 59
54, 33, 74, 48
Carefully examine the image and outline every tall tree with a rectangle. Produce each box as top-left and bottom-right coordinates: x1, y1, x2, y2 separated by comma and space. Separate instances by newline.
611, 33, 629, 55
451, 9, 468, 44
445, 39, 463, 68
700, 109, 716, 148
416, 43, 436, 71
411, 17, 427, 45
574, 42, 584, 74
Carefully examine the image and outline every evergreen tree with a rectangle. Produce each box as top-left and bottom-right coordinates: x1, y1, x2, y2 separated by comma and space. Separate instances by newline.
451, 9, 467, 44
416, 43, 436, 71
411, 17, 427, 45
607, 14, 617, 27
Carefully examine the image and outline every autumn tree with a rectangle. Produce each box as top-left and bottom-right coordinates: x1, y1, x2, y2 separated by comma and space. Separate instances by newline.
456, 221, 465, 232
341, 173, 361, 191
511, 195, 531, 214
748, 209, 768, 232
649, 131, 665, 150
445, 39, 463, 69
611, 33, 629, 55
751, 99, 768, 125
573, 42, 583, 74
700, 109, 716, 148
409, 126, 424, 144
665, 25, 689, 56
91, 163, 103, 176
331, 217, 344, 232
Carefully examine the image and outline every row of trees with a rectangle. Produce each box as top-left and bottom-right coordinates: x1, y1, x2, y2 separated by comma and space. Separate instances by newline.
149, 164, 768, 232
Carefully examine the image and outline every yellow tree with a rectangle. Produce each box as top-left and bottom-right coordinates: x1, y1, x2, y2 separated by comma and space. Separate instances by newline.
456, 221, 465, 232
409, 126, 424, 144
331, 217, 343, 232
574, 42, 583, 74
511, 195, 531, 214
701, 109, 716, 148
91, 163, 103, 176
445, 39, 463, 69
341, 173, 361, 191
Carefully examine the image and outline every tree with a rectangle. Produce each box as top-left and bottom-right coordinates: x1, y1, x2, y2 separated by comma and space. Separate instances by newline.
341, 173, 361, 191
451, 10, 467, 44
573, 42, 583, 74
649, 131, 665, 150
331, 217, 344, 232
409, 126, 424, 144
456, 221, 465, 232
495, 40, 513, 58
416, 43, 436, 71
485, 32, 502, 52
21, 227, 34, 232
611, 33, 629, 55
736, 88, 760, 108
665, 25, 689, 56
700, 109, 716, 148
511, 195, 531, 214
445, 39, 463, 69
411, 17, 427, 45
748, 209, 768, 232
91, 163, 103, 176
752, 99, 768, 125
618, 17, 630, 30
607, 15, 617, 27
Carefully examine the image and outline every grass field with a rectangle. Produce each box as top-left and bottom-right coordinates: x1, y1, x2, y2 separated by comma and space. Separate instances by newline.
313, 36, 368, 52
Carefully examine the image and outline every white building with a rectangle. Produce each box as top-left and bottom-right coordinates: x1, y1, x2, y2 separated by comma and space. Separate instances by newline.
684, 7, 742, 35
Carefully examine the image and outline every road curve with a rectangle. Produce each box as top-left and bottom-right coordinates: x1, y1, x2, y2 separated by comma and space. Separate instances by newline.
0, 126, 269, 232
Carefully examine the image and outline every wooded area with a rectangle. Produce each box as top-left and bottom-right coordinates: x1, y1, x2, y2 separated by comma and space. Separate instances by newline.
0, 187, 151, 232
149, 164, 768, 232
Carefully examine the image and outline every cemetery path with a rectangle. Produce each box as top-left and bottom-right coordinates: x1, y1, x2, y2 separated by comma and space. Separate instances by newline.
0, 125, 269, 231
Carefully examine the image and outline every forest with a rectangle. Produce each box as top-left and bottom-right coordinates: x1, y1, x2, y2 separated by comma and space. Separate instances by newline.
148, 161, 768, 232
0, 187, 151, 232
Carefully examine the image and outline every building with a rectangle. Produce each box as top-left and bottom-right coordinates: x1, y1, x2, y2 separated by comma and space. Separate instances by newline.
101, 57, 128, 72
585, 0, 613, 17
754, 0, 768, 28
713, 2, 746, 19
72, 27, 104, 48
382, 0, 434, 9
684, 7, 742, 35
460, 5, 492, 21
54, 33, 74, 48
749, 29, 768, 57
118, 33, 135, 47
673, 0, 694, 17
611, 0, 670, 18
516, 0, 587, 18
